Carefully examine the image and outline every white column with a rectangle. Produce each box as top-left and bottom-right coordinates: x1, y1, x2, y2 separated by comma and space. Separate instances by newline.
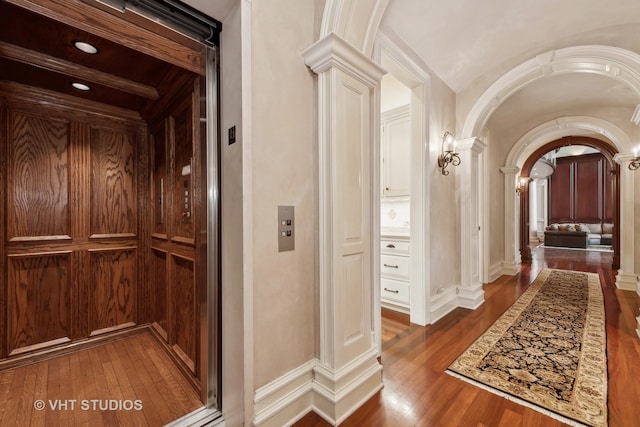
500, 166, 520, 274
457, 137, 486, 309
613, 153, 638, 291
303, 33, 384, 424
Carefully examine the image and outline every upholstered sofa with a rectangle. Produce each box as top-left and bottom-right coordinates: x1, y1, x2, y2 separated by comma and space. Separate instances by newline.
543, 222, 613, 248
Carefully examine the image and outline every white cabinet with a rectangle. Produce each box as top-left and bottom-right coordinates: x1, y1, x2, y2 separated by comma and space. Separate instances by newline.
381, 105, 411, 198
380, 236, 410, 313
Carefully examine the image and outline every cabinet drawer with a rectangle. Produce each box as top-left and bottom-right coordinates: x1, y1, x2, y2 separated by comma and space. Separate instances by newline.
381, 254, 410, 279
381, 278, 410, 304
381, 239, 410, 254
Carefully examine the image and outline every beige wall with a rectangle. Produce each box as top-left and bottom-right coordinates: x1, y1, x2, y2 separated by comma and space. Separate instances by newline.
248, 0, 322, 389
427, 75, 460, 294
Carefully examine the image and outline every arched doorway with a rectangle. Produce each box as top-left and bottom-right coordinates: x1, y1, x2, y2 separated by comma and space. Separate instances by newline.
519, 136, 620, 268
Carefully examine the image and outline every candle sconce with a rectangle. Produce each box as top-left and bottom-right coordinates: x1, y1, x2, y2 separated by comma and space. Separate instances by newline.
437, 131, 460, 175
516, 177, 532, 194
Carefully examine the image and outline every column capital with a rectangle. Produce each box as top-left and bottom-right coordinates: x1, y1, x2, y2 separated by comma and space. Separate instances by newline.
457, 137, 486, 154
613, 152, 638, 166
302, 33, 386, 86
500, 165, 520, 175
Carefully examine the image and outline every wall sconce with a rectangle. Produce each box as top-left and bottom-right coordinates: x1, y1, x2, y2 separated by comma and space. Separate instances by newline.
630, 145, 640, 170
437, 131, 460, 175
516, 177, 532, 194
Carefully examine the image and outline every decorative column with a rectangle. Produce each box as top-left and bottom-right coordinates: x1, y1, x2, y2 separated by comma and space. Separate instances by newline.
457, 137, 486, 309
302, 34, 384, 424
500, 166, 520, 274
613, 153, 638, 292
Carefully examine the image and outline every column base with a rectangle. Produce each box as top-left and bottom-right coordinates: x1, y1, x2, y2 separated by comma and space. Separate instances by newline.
615, 270, 638, 291
457, 284, 485, 310
313, 349, 383, 425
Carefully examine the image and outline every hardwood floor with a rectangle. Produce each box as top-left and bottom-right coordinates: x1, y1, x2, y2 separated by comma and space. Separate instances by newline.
295, 245, 640, 426
0, 330, 202, 427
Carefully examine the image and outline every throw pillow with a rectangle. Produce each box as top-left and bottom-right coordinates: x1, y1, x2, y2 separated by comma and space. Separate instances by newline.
603, 223, 613, 234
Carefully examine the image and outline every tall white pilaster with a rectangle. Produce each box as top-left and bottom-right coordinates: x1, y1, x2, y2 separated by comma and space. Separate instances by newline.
500, 166, 520, 274
457, 138, 487, 309
303, 33, 384, 424
613, 153, 638, 291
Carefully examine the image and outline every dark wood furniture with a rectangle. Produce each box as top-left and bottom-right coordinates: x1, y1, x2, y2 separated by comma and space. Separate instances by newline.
543, 230, 588, 248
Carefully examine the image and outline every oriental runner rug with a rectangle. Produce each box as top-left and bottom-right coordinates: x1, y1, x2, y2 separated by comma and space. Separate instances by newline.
446, 268, 607, 427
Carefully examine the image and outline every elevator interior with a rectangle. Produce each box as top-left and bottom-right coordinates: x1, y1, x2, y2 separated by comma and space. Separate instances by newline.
0, 0, 220, 408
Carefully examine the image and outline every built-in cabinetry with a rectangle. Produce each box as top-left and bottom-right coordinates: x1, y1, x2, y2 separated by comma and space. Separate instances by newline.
381, 105, 411, 198
380, 236, 411, 313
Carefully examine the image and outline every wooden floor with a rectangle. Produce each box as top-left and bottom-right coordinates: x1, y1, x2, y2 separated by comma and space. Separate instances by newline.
0, 331, 202, 427
296, 245, 640, 426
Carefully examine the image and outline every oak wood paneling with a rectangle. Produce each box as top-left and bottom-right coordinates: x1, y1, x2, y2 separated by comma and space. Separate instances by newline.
7, 253, 72, 355
88, 248, 137, 336
0, 101, 7, 358
173, 97, 195, 243
171, 255, 197, 374
549, 153, 612, 224
151, 124, 168, 237
151, 249, 168, 340
8, 110, 70, 240
549, 161, 572, 223
575, 156, 601, 222
90, 126, 137, 238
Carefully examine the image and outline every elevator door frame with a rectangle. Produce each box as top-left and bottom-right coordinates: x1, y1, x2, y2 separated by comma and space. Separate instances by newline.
3, 0, 223, 419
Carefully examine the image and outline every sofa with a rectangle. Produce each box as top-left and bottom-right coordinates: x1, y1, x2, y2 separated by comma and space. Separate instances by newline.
543, 222, 613, 248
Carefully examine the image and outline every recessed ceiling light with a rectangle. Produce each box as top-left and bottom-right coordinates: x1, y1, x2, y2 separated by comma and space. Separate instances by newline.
72, 82, 91, 91
74, 41, 98, 54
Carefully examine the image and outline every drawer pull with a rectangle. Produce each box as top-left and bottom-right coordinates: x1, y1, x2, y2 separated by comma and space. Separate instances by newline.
383, 263, 399, 268
384, 287, 399, 293
386, 244, 396, 248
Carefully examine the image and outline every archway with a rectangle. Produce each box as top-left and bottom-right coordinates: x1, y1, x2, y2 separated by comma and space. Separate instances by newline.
518, 136, 620, 268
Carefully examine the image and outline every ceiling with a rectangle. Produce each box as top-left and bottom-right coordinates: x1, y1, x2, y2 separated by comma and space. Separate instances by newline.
379, 0, 640, 146
0, 2, 196, 117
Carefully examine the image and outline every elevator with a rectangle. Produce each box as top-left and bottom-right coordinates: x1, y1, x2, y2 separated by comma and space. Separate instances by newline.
0, 0, 221, 415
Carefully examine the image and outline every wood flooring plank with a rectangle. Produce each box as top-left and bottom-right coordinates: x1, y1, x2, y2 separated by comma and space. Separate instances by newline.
0, 369, 15, 425
296, 246, 639, 427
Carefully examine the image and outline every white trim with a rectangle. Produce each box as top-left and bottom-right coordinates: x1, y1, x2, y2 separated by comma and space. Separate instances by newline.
253, 360, 316, 427
488, 262, 503, 283
457, 285, 485, 310
462, 45, 640, 139
165, 408, 224, 427
375, 31, 432, 327
615, 271, 638, 292
252, 357, 383, 427
506, 116, 631, 167
429, 287, 457, 323
501, 260, 520, 276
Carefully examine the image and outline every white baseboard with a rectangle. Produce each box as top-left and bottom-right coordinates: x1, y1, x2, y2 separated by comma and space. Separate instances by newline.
615, 270, 638, 291
253, 351, 382, 427
429, 287, 457, 323
457, 285, 485, 310
501, 260, 519, 276
488, 262, 503, 283
253, 360, 316, 427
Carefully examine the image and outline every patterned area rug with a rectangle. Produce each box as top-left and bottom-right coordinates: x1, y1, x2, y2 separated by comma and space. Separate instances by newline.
447, 268, 607, 427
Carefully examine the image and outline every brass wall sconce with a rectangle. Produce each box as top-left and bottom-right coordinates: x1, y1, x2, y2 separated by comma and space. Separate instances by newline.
437, 131, 460, 175
630, 145, 640, 170
516, 177, 532, 194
